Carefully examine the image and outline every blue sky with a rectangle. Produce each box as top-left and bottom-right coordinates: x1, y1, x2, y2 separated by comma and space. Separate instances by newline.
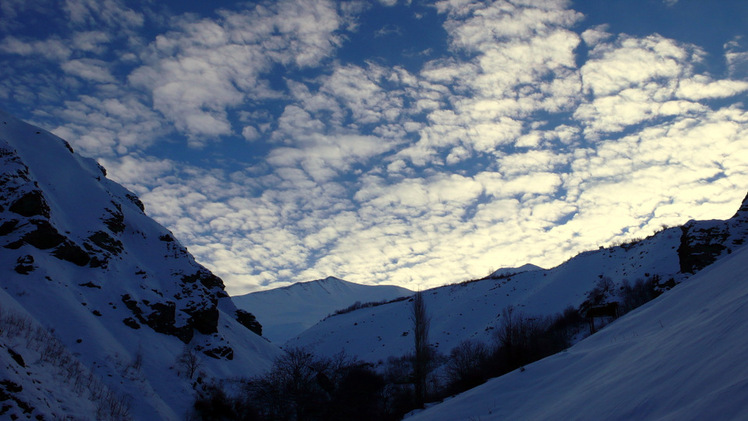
2, 0, 748, 294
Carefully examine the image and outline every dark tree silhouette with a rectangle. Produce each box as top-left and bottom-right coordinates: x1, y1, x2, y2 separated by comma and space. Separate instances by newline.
411, 291, 431, 407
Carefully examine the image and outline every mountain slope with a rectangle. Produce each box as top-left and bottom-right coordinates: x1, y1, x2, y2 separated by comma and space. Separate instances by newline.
408, 235, 748, 420
233, 276, 412, 343
288, 193, 748, 364
0, 110, 279, 419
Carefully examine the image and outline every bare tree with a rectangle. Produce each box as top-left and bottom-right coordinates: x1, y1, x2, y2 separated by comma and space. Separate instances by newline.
445, 340, 489, 392
411, 291, 431, 407
177, 345, 201, 380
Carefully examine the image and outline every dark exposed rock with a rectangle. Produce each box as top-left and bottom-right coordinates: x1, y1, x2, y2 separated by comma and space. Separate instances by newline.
103, 206, 125, 234
202, 346, 234, 360
145, 302, 176, 332
52, 240, 91, 266
62, 140, 75, 153
126, 193, 145, 212
677, 223, 729, 274
731, 191, 748, 219
121, 294, 203, 343
2, 239, 23, 249
14, 255, 34, 275
185, 304, 219, 336
8, 190, 49, 218
7, 348, 25, 367
0, 380, 22, 394
121, 294, 141, 316
0, 379, 34, 416
0, 219, 19, 236
79, 281, 101, 289
159, 234, 174, 242
88, 230, 123, 254
88, 256, 107, 268
236, 309, 263, 336
144, 301, 194, 342
123, 318, 141, 329
181, 269, 225, 290
21, 220, 65, 249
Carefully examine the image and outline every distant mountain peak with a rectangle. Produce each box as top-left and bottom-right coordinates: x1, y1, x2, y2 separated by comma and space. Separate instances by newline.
233, 277, 412, 344
731, 190, 748, 220
489, 263, 544, 278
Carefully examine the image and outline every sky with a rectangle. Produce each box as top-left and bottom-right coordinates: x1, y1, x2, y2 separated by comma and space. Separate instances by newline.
2, 0, 748, 295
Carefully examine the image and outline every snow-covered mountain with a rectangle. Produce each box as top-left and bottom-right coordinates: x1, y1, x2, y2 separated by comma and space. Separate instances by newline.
233, 276, 411, 344
488, 263, 543, 278
0, 110, 279, 420
287, 192, 748, 364
408, 231, 748, 421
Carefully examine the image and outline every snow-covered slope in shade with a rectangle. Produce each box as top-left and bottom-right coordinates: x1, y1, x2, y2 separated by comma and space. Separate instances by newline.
287, 229, 682, 362
0, 110, 280, 419
233, 276, 412, 343
408, 239, 748, 420
288, 194, 748, 364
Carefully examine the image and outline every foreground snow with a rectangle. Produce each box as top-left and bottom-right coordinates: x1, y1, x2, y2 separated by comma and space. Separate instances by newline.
409, 243, 748, 420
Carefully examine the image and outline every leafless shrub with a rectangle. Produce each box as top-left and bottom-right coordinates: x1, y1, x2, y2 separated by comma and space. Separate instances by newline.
177, 344, 202, 379
0, 308, 132, 420
445, 340, 490, 392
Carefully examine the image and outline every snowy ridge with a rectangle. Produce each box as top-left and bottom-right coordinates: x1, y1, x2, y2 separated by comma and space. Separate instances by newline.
0, 111, 279, 419
488, 263, 543, 278
288, 194, 748, 364
408, 237, 748, 420
233, 276, 411, 343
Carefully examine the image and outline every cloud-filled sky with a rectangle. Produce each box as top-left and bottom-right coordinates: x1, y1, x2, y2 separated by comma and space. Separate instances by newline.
2, 0, 748, 294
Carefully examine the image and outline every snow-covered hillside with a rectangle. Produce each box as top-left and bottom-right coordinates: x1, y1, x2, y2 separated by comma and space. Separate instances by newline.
0, 111, 279, 419
408, 234, 748, 421
288, 193, 748, 364
233, 276, 411, 343
488, 263, 543, 278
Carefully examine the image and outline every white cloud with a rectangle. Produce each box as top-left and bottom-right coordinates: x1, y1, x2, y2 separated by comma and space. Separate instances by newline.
64, 0, 144, 28
0, 36, 72, 60
4, 0, 748, 295
497, 149, 570, 176
71, 31, 111, 53
61, 58, 115, 82
395, 1, 585, 167
51, 95, 168, 156
267, 132, 396, 182
580, 34, 693, 97
572, 34, 724, 136
241, 125, 260, 141
100, 155, 175, 188
725, 37, 748, 78
581, 25, 611, 47
130, 0, 344, 142
438, 0, 582, 51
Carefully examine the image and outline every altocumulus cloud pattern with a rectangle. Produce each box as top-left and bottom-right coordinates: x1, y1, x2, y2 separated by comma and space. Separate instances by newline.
1, 0, 748, 294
